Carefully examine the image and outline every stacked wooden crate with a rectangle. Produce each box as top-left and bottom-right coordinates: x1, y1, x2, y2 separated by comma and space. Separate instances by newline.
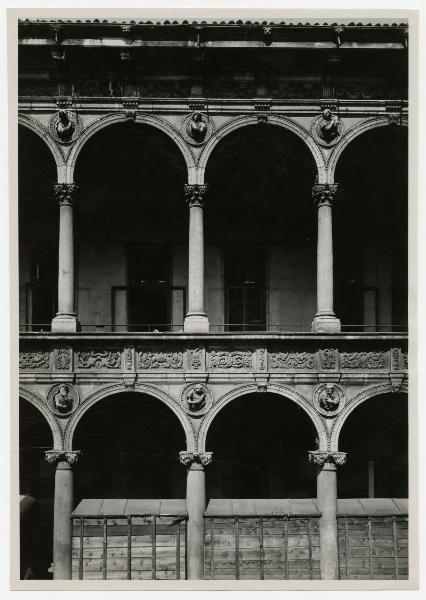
71, 499, 186, 580
337, 498, 408, 580
204, 499, 321, 580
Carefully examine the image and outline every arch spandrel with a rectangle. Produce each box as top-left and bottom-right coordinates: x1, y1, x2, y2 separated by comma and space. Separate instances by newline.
18, 115, 65, 182
64, 383, 195, 453
196, 115, 327, 185
197, 383, 328, 454
19, 386, 63, 450
330, 382, 409, 452
327, 116, 408, 184
66, 113, 197, 185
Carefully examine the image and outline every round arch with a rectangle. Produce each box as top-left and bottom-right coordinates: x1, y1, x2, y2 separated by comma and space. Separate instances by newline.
327, 116, 408, 183
67, 113, 197, 184
18, 115, 65, 181
330, 382, 408, 452
197, 383, 327, 453
19, 386, 63, 449
64, 383, 195, 452
197, 115, 327, 184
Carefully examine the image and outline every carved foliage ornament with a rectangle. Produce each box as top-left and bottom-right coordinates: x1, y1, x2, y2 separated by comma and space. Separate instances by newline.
47, 383, 79, 417
312, 184, 339, 208
56, 348, 71, 370
45, 450, 81, 465
189, 348, 203, 370
53, 183, 78, 206
138, 351, 183, 369
311, 109, 343, 147
20, 351, 50, 370
269, 352, 314, 370
209, 351, 253, 369
320, 348, 337, 370
184, 184, 208, 208
179, 451, 213, 467
340, 352, 385, 369
77, 350, 122, 369
49, 110, 82, 144
181, 383, 212, 416
313, 383, 345, 418
308, 451, 347, 467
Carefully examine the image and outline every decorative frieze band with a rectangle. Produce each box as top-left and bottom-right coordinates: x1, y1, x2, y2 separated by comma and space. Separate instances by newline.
340, 352, 385, 369
138, 351, 183, 370
19, 351, 50, 370
77, 350, 122, 369
269, 352, 314, 370
209, 351, 253, 369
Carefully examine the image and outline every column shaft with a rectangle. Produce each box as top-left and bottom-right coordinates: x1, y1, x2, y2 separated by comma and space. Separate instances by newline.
188, 204, 205, 316
317, 462, 338, 579
53, 461, 74, 579
186, 462, 206, 579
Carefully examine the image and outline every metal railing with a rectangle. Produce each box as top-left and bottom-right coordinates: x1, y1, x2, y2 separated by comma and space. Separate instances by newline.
19, 323, 408, 334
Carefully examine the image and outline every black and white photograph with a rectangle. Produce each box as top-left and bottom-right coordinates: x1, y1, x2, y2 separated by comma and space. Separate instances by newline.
10, 6, 418, 591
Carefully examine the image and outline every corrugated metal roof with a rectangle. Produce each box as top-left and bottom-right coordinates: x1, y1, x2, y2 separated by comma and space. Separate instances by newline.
71, 498, 187, 517
18, 19, 408, 27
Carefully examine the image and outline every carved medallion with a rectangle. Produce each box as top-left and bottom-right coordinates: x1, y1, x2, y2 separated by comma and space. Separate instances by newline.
181, 383, 212, 416
313, 383, 345, 418
181, 112, 213, 146
47, 383, 79, 417
311, 109, 343, 147
49, 110, 82, 144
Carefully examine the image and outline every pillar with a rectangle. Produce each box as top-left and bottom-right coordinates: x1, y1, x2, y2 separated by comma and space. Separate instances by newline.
51, 183, 78, 332
179, 451, 213, 579
45, 450, 81, 579
183, 184, 209, 332
311, 184, 341, 333
309, 450, 347, 579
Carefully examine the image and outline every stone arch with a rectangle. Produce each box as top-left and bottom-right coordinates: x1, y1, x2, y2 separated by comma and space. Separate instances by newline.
64, 383, 195, 452
18, 114, 66, 182
197, 114, 327, 184
67, 113, 197, 184
327, 116, 408, 183
197, 383, 327, 453
330, 382, 408, 452
19, 386, 63, 449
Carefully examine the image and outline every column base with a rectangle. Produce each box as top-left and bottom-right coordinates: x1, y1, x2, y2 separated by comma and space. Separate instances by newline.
184, 314, 209, 333
51, 314, 79, 333
311, 315, 341, 334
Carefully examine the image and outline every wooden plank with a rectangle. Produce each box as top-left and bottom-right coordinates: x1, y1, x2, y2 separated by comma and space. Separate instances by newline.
284, 518, 289, 580
259, 517, 264, 581
152, 516, 156, 579
102, 517, 107, 580
176, 521, 180, 580
235, 518, 240, 580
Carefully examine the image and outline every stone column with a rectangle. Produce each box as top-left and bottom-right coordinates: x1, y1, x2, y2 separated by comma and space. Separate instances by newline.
309, 450, 347, 579
311, 184, 341, 333
179, 451, 213, 579
51, 183, 78, 332
183, 185, 209, 332
45, 450, 81, 579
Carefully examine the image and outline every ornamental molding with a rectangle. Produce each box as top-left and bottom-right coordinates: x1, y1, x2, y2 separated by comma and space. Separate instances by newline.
209, 350, 253, 369
181, 383, 213, 416
189, 348, 203, 370
179, 451, 213, 467
340, 351, 386, 369
320, 348, 337, 370
401, 351, 408, 370
47, 383, 79, 417
56, 348, 71, 370
138, 351, 183, 370
45, 450, 81, 465
312, 183, 339, 207
77, 350, 122, 369
48, 110, 82, 144
313, 383, 345, 418
125, 347, 133, 370
53, 183, 78, 206
19, 351, 50, 370
308, 450, 347, 467
184, 183, 208, 207
269, 352, 314, 370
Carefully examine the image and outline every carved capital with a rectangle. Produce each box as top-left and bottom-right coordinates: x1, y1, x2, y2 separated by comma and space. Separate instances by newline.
53, 183, 78, 206
312, 183, 339, 208
184, 184, 208, 208
45, 450, 81, 465
179, 451, 213, 467
308, 450, 347, 467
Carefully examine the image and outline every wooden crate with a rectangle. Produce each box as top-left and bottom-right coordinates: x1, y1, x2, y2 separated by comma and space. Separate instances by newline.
338, 516, 408, 580
72, 515, 186, 580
